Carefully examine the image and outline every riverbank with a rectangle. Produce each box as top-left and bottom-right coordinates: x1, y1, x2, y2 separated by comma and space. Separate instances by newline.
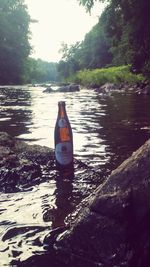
68, 65, 146, 90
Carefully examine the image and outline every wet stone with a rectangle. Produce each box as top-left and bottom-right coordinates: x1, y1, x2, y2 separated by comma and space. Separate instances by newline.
0, 132, 14, 147
0, 146, 11, 159
0, 132, 102, 194
0, 132, 55, 192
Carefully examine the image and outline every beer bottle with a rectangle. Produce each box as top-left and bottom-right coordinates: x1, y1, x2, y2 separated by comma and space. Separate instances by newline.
54, 101, 73, 170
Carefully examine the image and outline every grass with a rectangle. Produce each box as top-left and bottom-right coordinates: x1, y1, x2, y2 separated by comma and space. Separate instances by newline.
68, 65, 144, 87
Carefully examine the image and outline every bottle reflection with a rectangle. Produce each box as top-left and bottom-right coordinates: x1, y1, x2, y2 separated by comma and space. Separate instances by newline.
43, 168, 74, 229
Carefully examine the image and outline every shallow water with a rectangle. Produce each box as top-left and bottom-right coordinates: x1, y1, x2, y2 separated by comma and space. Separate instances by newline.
0, 85, 150, 266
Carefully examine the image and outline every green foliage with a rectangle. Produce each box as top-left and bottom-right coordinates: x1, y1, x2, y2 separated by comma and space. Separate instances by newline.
58, 17, 112, 79
77, 0, 150, 77
128, 0, 150, 75
70, 65, 144, 87
0, 0, 31, 84
79, 21, 112, 69
78, 0, 107, 12
101, 4, 131, 66
58, 42, 81, 79
23, 58, 58, 84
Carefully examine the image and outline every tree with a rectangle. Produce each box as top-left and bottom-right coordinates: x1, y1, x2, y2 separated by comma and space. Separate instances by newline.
58, 42, 80, 78
58, 11, 112, 80
77, 0, 150, 76
77, 0, 108, 12
0, 0, 31, 84
80, 17, 112, 68
23, 58, 58, 83
100, 3, 133, 66
127, 0, 150, 74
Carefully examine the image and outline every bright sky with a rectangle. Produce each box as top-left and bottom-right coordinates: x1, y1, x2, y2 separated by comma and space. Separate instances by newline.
25, 0, 105, 62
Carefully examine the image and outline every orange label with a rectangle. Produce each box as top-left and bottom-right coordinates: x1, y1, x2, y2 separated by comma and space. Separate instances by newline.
60, 127, 71, 141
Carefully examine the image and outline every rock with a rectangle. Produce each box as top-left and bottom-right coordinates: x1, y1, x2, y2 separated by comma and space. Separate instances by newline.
142, 85, 150, 95
0, 132, 102, 195
48, 138, 150, 267
0, 132, 14, 147
0, 132, 55, 192
42, 84, 80, 93
135, 83, 150, 95
97, 83, 127, 95
58, 84, 80, 93
97, 82, 150, 95
43, 86, 53, 93
100, 83, 117, 94
0, 146, 11, 159
69, 84, 80, 92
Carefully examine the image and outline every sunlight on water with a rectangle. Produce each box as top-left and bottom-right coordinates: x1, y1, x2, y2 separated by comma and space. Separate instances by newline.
15, 87, 108, 166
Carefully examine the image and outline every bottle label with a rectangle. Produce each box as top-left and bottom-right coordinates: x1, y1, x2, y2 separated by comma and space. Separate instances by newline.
58, 118, 71, 142
55, 142, 73, 165
60, 127, 71, 141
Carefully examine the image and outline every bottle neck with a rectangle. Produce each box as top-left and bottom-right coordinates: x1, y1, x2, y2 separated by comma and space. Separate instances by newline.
58, 103, 66, 118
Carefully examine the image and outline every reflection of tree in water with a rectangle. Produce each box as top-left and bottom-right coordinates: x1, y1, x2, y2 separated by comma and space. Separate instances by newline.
0, 87, 32, 137
43, 169, 74, 229
97, 93, 150, 172
78, 92, 150, 176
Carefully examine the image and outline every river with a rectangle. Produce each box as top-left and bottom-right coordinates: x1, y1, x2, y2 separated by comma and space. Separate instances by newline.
0, 85, 150, 266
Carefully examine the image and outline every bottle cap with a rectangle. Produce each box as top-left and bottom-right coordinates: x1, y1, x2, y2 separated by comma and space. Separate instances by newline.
58, 101, 65, 106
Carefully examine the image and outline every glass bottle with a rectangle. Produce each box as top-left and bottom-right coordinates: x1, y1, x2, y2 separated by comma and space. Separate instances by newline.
54, 101, 73, 170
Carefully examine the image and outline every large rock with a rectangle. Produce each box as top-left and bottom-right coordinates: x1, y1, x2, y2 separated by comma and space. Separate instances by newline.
141, 85, 150, 95
58, 83, 80, 92
43, 86, 53, 93
99, 82, 117, 94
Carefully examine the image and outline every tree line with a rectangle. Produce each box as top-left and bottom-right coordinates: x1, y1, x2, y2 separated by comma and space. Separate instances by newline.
58, 0, 150, 79
0, 0, 58, 85
0, 0, 149, 84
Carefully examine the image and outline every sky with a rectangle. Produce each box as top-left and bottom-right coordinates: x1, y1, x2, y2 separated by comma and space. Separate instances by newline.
25, 0, 105, 62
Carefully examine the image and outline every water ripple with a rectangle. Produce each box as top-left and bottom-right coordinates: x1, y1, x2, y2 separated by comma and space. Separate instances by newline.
0, 86, 150, 265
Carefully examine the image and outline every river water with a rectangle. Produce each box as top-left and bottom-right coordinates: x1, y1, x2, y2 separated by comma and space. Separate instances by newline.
0, 85, 150, 266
